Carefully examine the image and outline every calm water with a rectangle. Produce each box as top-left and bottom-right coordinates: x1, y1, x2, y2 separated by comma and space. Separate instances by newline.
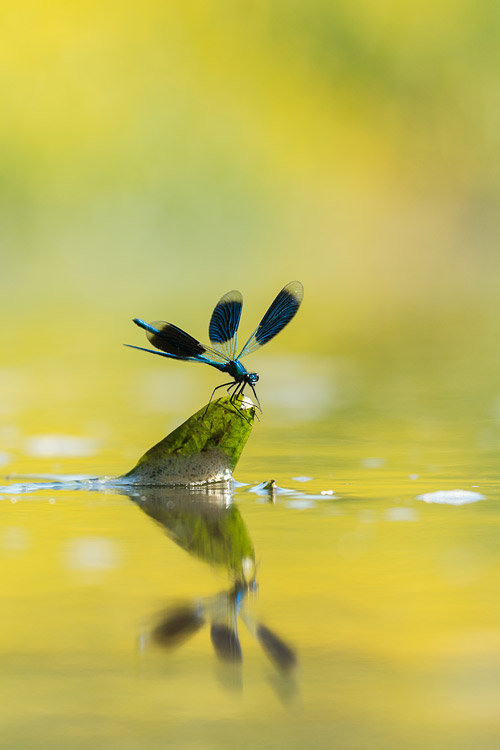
1, 344, 500, 750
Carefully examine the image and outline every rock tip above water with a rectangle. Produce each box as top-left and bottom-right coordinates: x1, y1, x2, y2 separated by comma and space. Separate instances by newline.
118, 395, 255, 486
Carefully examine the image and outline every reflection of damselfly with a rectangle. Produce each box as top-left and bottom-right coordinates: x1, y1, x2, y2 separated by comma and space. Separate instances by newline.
149, 578, 297, 673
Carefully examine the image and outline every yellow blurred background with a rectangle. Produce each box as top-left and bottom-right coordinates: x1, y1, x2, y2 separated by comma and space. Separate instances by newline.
1, 0, 500, 443
2, 0, 499, 324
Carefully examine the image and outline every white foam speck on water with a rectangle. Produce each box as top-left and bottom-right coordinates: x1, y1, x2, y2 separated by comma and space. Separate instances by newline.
25, 435, 99, 458
0, 526, 31, 554
361, 457, 386, 469
416, 489, 486, 505
0, 451, 11, 468
385, 507, 418, 521
63, 537, 120, 572
358, 509, 376, 523
292, 476, 313, 482
285, 500, 316, 510
305, 494, 339, 500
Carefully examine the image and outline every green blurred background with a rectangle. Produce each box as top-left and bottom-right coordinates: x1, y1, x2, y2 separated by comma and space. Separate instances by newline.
1, 0, 500, 440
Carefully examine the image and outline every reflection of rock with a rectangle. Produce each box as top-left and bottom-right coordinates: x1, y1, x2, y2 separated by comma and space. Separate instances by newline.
120, 396, 255, 485
127, 485, 255, 580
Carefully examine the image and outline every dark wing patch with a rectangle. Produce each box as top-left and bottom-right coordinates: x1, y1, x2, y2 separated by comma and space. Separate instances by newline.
134, 319, 205, 358
238, 281, 304, 359
209, 290, 243, 360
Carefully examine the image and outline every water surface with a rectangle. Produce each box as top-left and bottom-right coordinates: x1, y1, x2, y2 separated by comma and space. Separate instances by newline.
1, 344, 500, 750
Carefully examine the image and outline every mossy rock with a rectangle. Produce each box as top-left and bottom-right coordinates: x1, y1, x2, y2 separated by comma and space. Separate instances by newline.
120, 395, 255, 486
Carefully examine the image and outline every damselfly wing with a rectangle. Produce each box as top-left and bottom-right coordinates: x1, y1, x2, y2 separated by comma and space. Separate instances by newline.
126, 281, 304, 406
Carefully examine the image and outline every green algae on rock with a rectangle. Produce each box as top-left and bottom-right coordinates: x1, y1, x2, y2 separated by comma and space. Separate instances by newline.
121, 395, 255, 485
